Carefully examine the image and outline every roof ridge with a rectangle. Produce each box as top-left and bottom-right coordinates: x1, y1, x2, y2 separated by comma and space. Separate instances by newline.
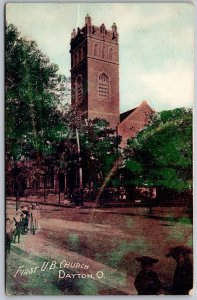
120, 101, 154, 123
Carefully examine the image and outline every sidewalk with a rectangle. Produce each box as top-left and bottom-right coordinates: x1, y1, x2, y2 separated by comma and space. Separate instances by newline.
6, 196, 191, 222
6, 199, 192, 295
6, 195, 140, 209
6, 220, 136, 295
7, 195, 101, 207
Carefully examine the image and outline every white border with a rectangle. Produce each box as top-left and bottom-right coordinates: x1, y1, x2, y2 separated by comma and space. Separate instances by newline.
1, 1, 196, 300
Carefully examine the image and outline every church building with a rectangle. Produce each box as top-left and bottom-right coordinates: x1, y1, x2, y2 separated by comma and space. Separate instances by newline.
70, 15, 154, 146
6, 15, 155, 199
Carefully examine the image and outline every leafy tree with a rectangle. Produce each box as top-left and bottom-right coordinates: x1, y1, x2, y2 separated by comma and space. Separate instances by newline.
124, 108, 192, 192
78, 118, 121, 187
5, 23, 73, 207
5, 23, 70, 162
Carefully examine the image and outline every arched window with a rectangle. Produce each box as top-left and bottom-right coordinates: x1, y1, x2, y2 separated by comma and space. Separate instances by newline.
109, 48, 113, 60
80, 48, 83, 60
75, 75, 83, 102
102, 46, 105, 59
98, 73, 109, 99
94, 44, 98, 56
78, 49, 82, 62
74, 53, 78, 66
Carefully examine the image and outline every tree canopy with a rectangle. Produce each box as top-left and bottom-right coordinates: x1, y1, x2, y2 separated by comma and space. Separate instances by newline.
79, 118, 120, 184
124, 108, 192, 191
5, 23, 70, 161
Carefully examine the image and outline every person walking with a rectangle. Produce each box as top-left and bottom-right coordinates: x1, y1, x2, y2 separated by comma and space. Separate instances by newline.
13, 209, 23, 243
21, 205, 28, 234
31, 203, 39, 234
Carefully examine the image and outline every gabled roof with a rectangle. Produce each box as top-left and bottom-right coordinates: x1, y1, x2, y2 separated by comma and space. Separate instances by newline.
120, 108, 137, 122
118, 101, 155, 147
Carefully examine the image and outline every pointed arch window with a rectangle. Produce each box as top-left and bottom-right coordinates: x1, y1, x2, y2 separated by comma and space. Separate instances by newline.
98, 73, 109, 99
78, 49, 82, 62
75, 75, 83, 102
109, 48, 113, 60
102, 46, 105, 59
94, 44, 98, 56
74, 53, 78, 66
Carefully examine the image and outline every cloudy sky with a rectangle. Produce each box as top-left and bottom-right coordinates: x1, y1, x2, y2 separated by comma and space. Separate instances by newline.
6, 2, 194, 112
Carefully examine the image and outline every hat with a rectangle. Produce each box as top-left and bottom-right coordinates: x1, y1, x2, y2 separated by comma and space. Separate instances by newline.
32, 203, 36, 207
135, 256, 159, 266
166, 246, 192, 258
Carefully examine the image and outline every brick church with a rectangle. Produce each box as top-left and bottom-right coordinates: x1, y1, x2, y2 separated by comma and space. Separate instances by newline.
7, 15, 155, 199
70, 15, 154, 147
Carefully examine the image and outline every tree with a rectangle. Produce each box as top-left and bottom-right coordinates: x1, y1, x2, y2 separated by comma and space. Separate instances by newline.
70, 118, 121, 188
5, 23, 73, 206
5, 23, 70, 162
124, 108, 192, 192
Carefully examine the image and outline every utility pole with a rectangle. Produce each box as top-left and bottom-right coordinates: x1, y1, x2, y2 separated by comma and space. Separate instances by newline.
59, 173, 61, 204
44, 173, 46, 202
115, 123, 119, 158
76, 128, 83, 189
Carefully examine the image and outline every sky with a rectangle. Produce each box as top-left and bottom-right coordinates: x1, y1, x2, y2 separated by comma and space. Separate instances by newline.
6, 2, 194, 112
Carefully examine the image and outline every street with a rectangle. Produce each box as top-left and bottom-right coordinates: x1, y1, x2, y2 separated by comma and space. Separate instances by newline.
6, 200, 192, 295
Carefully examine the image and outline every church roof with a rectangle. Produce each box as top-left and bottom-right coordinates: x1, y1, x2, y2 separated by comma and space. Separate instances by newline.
118, 101, 155, 147
120, 108, 137, 122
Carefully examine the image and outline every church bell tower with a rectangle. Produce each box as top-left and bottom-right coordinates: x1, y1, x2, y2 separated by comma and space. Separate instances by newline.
70, 15, 120, 128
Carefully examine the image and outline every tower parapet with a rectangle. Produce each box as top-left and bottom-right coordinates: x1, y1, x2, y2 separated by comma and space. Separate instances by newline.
70, 15, 119, 48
